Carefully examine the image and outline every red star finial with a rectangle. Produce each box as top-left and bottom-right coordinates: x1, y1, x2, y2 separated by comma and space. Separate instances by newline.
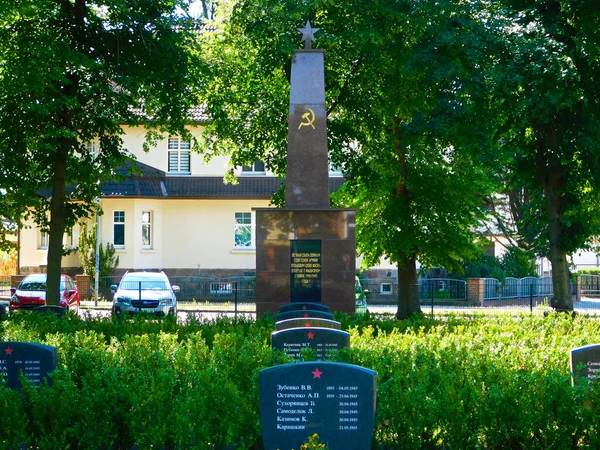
305, 322, 311, 327
303, 313, 309, 318
312, 368, 323, 379
307, 331, 315, 339
5, 346, 13, 355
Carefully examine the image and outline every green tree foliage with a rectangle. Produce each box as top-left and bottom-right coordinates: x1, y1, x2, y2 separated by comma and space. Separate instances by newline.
0, 0, 202, 305
459, 245, 536, 280
500, 246, 537, 279
484, 1, 600, 310
197, 0, 496, 319
77, 222, 119, 278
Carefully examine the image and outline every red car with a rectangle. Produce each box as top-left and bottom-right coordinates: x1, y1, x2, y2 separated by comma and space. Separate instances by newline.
10, 274, 80, 313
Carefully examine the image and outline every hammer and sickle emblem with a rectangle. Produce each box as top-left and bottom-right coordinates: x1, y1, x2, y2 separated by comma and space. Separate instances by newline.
298, 108, 316, 129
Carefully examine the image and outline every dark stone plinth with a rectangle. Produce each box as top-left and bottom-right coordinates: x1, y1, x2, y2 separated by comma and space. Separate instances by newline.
0, 342, 58, 389
277, 310, 334, 321
279, 302, 331, 313
255, 209, 356, 315
259, 362, 376, 450
272, 327, 350, 361
35, 305, 68, 317
276, 318, 341, 331
571, 344, 600, 383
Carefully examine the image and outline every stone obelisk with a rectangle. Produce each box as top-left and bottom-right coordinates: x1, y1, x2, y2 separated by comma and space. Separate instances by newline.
254, 21, 357, 315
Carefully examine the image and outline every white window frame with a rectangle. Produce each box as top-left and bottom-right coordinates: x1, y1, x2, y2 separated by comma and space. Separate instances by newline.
167, 137, 191, 174
241, 160, 266, 175
380, 283, 393, 295
113, 211, 125, 248
233, 212, 255, 249
141, 211, 152, 249
39, 230, 49, 249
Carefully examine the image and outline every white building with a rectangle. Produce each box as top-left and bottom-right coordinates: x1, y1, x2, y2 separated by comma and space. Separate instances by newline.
17, 124, 344, 278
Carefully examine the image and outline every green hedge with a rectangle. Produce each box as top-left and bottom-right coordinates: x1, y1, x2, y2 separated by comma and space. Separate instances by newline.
2, 312, 600, 449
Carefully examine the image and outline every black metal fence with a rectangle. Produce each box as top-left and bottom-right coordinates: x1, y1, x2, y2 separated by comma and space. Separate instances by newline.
97, 276, 256, 304
85, 275, 600, 315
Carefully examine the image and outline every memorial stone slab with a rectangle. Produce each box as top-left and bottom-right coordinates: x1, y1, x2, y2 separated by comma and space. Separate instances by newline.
279, 303, 331, 314
0, 342, 58, 389
272, 327, 350, 362
259, 361, 376, 450
276, 318, 341, 331
276, 309, 334, 321
571, 344, 600, 383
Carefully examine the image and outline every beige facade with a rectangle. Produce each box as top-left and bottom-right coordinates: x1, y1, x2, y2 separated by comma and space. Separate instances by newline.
17, 125, 341, 276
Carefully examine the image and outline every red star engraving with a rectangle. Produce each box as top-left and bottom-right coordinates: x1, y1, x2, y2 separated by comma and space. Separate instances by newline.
303, 313, 309, 318
312, 368, 323, 379
5, 346, 13, 355
307, 331, 315, 339
302, 306, 307, 310
305, 322, 311, 327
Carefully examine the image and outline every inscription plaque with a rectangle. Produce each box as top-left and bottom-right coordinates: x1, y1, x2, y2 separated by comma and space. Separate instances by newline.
0, 342, 58, 389
276, 318, 341, 331
259, 362, 376, 450
272, 328, 350, 362
571, 344, 600, 383
290, 240, 321, 303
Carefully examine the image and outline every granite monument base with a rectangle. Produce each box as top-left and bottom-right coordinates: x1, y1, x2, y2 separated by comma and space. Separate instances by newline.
255, 208, 356, 315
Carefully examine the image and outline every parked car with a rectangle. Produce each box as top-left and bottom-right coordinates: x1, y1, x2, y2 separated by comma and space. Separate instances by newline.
111, 271, 179, 317
10, 273, 80, 313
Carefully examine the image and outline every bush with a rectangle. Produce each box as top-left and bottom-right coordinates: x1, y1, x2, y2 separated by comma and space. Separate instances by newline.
2, 312, 600, 448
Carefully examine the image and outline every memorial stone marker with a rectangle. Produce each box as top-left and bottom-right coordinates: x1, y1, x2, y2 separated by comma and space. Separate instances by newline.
275, 317, 342, 331
571, 344, 600, 383
0, 342, 58, 389
259, 362, 376, 450
276, 309, 334, 321
272, 328, 350, 362
255, 20, 357, 314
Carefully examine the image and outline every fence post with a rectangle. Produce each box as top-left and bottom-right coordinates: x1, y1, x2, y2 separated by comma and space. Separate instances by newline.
430, 284, 434, 317
234, 281, 238, 319
530, 283, 534, 312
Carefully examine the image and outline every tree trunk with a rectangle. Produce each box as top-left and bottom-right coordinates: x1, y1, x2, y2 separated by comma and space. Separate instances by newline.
396, 251, 421, 319
393, 117, 421, 319
545, 176, 573, 310
46, 143, 69, 306
45, 0, 84, 306
537, 122, 573, 311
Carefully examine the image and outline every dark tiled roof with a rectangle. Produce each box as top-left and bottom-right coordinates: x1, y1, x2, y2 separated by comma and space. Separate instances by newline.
101, 162, 345, 199
165, 176, 283, 198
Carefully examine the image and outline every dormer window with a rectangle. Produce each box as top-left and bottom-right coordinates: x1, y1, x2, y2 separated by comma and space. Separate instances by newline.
168, 137, 191, 174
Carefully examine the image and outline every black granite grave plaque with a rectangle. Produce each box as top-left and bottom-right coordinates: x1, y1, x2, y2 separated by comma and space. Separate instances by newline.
276, 318, 341, 331
279, 302, 330, 313
571, 344, 600, 383
277, 309, 334, 321
290, 240, 321, 303
259, 362, 376, 450
0, 342, 58, 389
272, 328, 350, 362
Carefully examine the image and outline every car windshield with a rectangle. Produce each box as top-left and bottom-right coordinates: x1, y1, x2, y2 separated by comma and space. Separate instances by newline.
120, 278, 168, 291
19, 281, 46, 291
19, 279, 69, 292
